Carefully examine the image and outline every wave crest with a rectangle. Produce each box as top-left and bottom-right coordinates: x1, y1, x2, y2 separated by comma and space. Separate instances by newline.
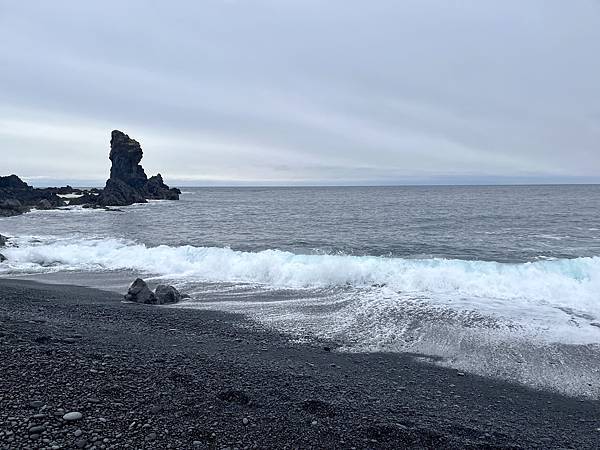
1, 235, 599, 312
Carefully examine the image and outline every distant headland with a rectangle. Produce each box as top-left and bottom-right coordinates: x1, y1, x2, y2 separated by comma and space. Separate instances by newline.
0, 130, 180, 216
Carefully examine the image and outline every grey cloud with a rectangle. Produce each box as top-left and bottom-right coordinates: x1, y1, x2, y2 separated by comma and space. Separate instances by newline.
1, 0, 599, 185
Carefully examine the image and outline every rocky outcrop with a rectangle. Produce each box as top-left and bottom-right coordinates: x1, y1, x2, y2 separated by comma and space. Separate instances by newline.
0, 174, 29, 190
146, 174, 181, 200
108, 130, 148, 187
96, 130, 180, 207
124, 279, 184, 305
67, 192, 101, 206
97, 178, 147, 206
0, 175, 66, 217
1, 130, 180, 214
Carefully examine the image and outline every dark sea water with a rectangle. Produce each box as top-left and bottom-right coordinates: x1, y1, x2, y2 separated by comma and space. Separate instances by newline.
1, 185, 600, 397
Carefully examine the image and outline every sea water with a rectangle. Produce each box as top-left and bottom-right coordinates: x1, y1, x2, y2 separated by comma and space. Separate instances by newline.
1, 185, 599, 397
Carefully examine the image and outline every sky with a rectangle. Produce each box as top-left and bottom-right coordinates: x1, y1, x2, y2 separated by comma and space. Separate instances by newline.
1, 0, 599, 186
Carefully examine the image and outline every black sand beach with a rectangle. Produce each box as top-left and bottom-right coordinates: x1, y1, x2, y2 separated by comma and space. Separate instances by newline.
0, 278, 599, 449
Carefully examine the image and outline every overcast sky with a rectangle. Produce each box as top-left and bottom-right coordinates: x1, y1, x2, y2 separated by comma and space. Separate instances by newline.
1, 0, 599, 186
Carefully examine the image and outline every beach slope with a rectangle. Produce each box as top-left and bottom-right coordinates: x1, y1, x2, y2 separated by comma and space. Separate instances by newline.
0, 279, 598, 449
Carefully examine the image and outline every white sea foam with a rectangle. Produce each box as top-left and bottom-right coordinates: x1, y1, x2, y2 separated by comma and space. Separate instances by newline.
57, 193, 84, 199
2, 234, 600, 396
1, 235, 599, 318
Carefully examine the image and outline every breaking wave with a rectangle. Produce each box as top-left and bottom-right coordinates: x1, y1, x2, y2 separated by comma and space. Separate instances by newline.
1, 235, 599, 316
3, 234, 600, 396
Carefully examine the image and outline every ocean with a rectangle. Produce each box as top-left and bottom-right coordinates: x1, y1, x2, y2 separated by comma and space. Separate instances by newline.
1, 185, 599, 397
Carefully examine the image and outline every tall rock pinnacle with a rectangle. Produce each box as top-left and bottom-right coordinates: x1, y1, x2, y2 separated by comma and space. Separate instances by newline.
96, 130, 180, 207
109, 130, 148, 188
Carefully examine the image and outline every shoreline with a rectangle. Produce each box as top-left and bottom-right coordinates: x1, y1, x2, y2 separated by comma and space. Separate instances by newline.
1, 278, 599, 449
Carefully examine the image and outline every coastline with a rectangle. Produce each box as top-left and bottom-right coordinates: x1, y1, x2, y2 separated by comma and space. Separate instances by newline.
0, 278, 598, 449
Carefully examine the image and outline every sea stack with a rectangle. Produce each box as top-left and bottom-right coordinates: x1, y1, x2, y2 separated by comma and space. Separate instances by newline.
96, 130, 181, 206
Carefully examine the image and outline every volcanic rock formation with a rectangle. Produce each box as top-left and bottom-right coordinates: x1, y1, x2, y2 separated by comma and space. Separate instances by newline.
0, 175, 66, 217
0, 130, 180, 214
96, 130, 180, 206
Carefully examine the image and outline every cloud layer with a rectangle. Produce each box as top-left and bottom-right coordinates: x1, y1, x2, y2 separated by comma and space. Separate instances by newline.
1, 0, 599, 185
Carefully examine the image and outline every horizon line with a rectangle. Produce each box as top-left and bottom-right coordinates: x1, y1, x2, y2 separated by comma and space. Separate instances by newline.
24, 181, 600, 189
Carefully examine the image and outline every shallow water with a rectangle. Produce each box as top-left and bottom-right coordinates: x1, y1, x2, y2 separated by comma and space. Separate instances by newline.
1, 185, 600, 397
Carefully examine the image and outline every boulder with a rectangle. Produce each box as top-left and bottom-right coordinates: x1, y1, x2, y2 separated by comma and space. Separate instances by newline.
0, 253, 6, 262
124, 278, 157, 304
37, 199, 53, 210
154, 284, 182, 304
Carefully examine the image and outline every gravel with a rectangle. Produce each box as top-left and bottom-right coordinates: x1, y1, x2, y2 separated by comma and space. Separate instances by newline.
1, 278, 599, 449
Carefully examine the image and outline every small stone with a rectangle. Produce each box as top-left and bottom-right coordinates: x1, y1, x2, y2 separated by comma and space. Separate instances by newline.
63, 412, 83, 421
74, 429, 83, 437
29, 433, 41, 440
29, 400, 44, 408
242, 418, 249, 425
29, 425, 46, 434
150, 405, 162, 414
75, 439, 87, 449
147, 432, 157, 441
193, 441, 202, 446
311, 420, 318, 426
457, 372, 465, 377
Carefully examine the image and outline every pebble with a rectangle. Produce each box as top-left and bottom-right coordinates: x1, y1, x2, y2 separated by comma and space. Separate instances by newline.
29, 400, 44, 408
63, 412, 83, 421
74, 429, 83, 437
147, 432, 157, 441
242, 418, 249, 425
29, 425, 46, 434
311, 420, 318, 426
